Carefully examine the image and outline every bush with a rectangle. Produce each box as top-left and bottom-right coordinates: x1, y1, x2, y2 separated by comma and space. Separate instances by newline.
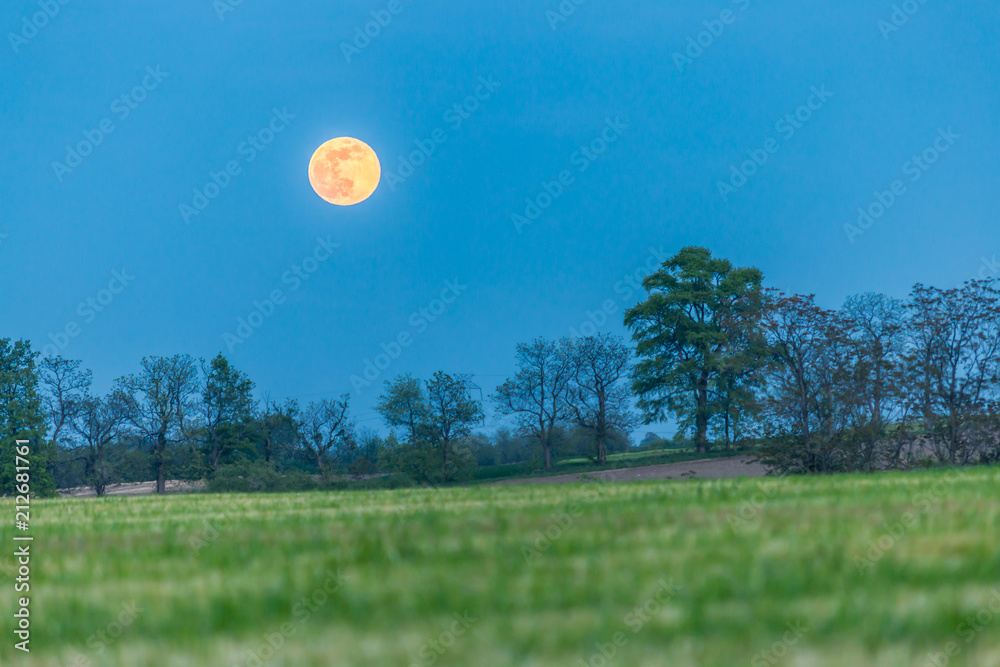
209, 460, 309, 493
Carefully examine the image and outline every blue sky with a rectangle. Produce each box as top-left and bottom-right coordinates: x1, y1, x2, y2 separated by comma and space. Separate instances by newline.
1, 0, 997, 436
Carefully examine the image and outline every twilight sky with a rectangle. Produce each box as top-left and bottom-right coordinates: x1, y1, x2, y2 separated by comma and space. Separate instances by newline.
1, 0, 998, 435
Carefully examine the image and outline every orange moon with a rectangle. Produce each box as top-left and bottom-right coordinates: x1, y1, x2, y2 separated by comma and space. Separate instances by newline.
308, 137, 381, 206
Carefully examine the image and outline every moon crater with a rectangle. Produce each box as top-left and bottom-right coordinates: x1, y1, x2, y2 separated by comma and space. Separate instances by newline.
308, 137, 380, 206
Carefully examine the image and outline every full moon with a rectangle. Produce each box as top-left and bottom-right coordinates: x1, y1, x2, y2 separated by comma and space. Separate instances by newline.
308, 137, 381, 206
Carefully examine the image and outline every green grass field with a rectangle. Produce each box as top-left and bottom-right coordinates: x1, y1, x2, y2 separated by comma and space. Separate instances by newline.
2, 466, 999, 666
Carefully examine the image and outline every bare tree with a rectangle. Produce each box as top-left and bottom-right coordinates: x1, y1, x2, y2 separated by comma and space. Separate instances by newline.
758, 293, 861, 473
39, 356, 92, 449
71, 393, 129, 496
115, 355, 200, 494
564, 334, 637, 464
299, 396, 355, 474
258, 395, 300, 464
904, 279, 1000, 464
493, 338, 574, 470
841, 293, 909, 470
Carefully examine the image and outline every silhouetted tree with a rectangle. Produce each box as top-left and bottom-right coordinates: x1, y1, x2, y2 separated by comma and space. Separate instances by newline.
425, 371, 483, 474
493, 339, 574, 470
199, 354, 256, 471
564, 334, 637, 464
39, 356, 91, 450
71, 392, 129, 496
904, 279, 1000, 464
299, 396, 355, 474
115, 355, 199, 494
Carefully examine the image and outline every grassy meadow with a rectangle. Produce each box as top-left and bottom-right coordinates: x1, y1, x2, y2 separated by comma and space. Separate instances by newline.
1, 466, 999, 666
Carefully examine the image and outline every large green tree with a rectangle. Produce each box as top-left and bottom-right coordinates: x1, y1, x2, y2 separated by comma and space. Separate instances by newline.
625, 247, 765, 453
200, 354, 257, 471
0, 339, 55, 496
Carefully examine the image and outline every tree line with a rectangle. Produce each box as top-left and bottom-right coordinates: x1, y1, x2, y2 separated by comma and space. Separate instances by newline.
3, 245, 998, 495
625, 246, 1000, 473
0, 334, 637, 495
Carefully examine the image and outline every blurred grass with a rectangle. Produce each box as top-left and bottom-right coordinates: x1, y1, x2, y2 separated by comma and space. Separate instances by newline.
0, 466, 998, 665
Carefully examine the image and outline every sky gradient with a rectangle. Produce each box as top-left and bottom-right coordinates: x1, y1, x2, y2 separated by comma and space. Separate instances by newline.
2, 0, 998, 435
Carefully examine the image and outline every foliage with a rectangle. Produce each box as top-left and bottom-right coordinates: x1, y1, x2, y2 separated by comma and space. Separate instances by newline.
625, 246, 765, 453
199, 354, 257, 470
0, 339, 55, 496
378, 372, 482, 482
208, 459, 311, 493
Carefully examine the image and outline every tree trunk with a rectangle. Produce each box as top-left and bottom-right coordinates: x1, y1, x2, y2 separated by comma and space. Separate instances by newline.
210, 426, 221, 471
695, 374, 709, 453
597, 394, 608, 465
543, 442, 552, 470
724, 404, 732, 451
156, 430, 167, 494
